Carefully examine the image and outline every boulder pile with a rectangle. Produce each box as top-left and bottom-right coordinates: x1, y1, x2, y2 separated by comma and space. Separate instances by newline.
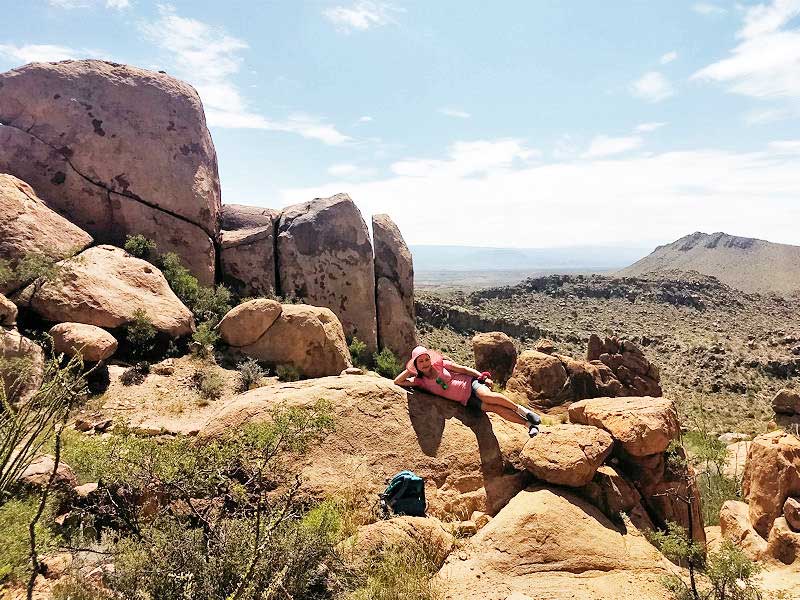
587, 334, 662, 397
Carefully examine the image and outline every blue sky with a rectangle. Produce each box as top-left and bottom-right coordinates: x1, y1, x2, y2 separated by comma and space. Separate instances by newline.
2, 0, 800, 248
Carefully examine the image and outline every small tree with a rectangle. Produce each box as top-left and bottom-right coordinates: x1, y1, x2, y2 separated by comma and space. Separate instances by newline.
125, 309, 157, 359
373, 348, 402, 379
123, 234, 158, 261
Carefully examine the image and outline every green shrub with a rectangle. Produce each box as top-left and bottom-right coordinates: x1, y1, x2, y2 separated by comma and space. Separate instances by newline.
51, 576, 112, 600
349, 337, 370, 368
13, 253, 59, 284
0, 495, 60, 583
193, 285, 232, 325
123, 234, 158, 261
191, 322, 219, 358
191, 368, 225, 401
237, 358, 264, 392
0, 259, 12, 287
158, 252, 231, 324
276, 364, 301, 382
373, 348, 402, 379
347, 542, 442, 600
125, 309, 156, 359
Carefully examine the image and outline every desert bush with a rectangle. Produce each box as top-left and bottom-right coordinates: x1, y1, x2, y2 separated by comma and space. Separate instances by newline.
237, 358, 264, 392
193, 284, 232, 325
684, 430, 742, 526
125, 309, 156, 359
51, 576, 112, 600
347, 542, 442, 600
373, 348, 402, 379
276, 364, 301, 382
191, 368, 225, 401
348, 337, 371, 368
191, 322, 219, 358
158, 252, 231, 324
0, 259, 12, 287
123, 234, 158, 261
0, 495, 61, 583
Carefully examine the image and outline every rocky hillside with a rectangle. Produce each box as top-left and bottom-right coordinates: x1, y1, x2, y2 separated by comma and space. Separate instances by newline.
618, 232, 800, 294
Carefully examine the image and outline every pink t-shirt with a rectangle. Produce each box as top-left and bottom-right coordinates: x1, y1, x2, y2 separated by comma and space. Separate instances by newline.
414, 360, 473, 405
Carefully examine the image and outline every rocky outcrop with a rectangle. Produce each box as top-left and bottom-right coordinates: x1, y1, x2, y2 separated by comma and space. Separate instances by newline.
0, 173, 92, 294
719, 500, 767, 561
15, 245, 194, 337
237, 304, 351, 378
199, 375, 529, 517
766, 517, 800, 565
587, 334, 662, 397
506, 350, 569, 407
785, 497, 800, 531
217, 299, 282, 348
520, 424, 614, 487
1, 327, 45, 403
49, 323, 118, 362
472, 331, 517, 386
373, 214, 416, 359
219, 206, 279, 298
579, 465, 649, 525
772, 389, 800, 415
277, 194, 377, 351
0, 293, 17, 327
0, 60, 220, 284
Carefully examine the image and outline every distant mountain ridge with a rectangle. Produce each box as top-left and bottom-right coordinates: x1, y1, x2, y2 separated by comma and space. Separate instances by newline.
617, 232, 800, 294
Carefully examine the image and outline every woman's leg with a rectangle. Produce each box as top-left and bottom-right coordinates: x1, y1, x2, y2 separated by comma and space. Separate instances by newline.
475, 384, 541, 424
481, 403, 528, 425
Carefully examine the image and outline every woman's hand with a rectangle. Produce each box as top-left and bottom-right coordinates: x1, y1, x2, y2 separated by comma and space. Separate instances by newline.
484, 377, 494, 388
393, 369, 415, 387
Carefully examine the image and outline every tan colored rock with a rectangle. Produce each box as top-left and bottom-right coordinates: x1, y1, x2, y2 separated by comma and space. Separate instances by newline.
520, 424, 614, 487
719, 500, 767, 561
199, 375, 530, 517
472, 332, 517, 386
0, 293, 17, 326
438, 486, 668, 600
0, 60, 220, 284
49, 323, 117, 362
220, 227, 277, 298
579, 465, 645, 521
506, 350, 569, 408
277, 194, 377, 350
0, 173, 93, 294
724, 440, 751, 479
217, 299, 282, 348
221, 204, 277, 230
772, 389, 800, 415
1, 327, 45, 403
568, 396, 679, 456
74, 482, 99, 499
743, 430, 800, 538
785, 497, 800, 531
373, 214, 416, 359
15, 245, 194, 337
19, 455, 77, 489
238, 304, 350, 378
587, 334, 662, 397
533, 338, 556, 354
766, 517, 800, 565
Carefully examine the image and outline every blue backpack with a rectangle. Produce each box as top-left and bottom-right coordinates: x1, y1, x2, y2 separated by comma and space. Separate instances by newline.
381, 470, 426, 517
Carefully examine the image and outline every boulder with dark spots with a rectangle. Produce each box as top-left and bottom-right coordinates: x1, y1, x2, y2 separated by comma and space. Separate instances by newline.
219, 204, 279, 297
221, 204, 277, 230
0, 60, 220, 284
587, 334, 662, 397
277, 194, 377, 351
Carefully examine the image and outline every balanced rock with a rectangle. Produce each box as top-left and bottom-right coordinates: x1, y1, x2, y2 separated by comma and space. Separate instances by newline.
1, 327, 45, 403
785, 497, 800, 531
49, 323, 118, 362
0, 293, 17, 326
472, 332, 517, 386
373, 214, 416, 359
217, 299, 282, 348
743, 430, 800, 538
0, 173, 92, 294
221, 204, 277, 230
568, 396, 679, 456
0, 60, 220, 284
277, 194, 377, 350
766, 517, 800, 565
772, 389, 800, 415
520, 424, 613, 487
199, 375, 529, 517
19, 455, 77, 489
219, 205, 280, 298
506, 350, 569, 408
719, 500, 767, 561
15, 245, 194, 337
238, 304, 350, 378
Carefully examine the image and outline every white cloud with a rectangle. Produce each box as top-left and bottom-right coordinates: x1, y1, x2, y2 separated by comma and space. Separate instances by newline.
48, 0, 129, 8
0, 43, 104, 63
358, 115, 373, 122
390, 139, 539, 178
635, 122, 667, 132
660, 51, 678, 64
141, 5, 350, 144
438, 107, 471, 119
631, 71, 675, 102
584, 135, 643, 158
279, 142, 800, 248
692, 3, 728, 15
744, 106, 797, 123
106, 0, 130, 8
694, 0, 800, 100
323, 1, 400, 33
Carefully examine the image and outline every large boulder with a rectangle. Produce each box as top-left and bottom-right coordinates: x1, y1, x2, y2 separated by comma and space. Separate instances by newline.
520, 424, 613, 487
472, 332, 517, 387
437, 486, 668, 600
199, 375, 530, 517
568, 396, 679, 457
505, 350, 569, 408
719, 500, 767, 561
277, 194, 377, 351
221, 204, 277, 230
785, 497, 800, 531
372, 214, 416, 359
18, 455, 77, 490
0, 293, 17, 326
0, 60, 220, 284
579, 465, 650, 525
217, 299, 282, 348
14, 245, 194, 337
772, 389, 800, 415
219, 205, 280, 298
238, 304, 351, 378
587, 334, 662, 397
0, 173, 93, 294
49, 323, 117, 362
1, 327, 45, 403
766, 517, 800, 565
742, 430, 800, 538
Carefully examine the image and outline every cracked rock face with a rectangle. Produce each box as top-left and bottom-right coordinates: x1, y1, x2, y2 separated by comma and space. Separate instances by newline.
0, 60, 220, 284
219, 205, 280, 298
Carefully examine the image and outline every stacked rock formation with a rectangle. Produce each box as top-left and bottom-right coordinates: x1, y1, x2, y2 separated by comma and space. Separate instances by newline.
472, 331, 517, 386
218, 205, 279, 298
587, 334, 662, 397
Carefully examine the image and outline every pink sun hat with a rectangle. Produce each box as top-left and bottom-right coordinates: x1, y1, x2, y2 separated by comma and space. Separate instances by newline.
406, 345, 444, 375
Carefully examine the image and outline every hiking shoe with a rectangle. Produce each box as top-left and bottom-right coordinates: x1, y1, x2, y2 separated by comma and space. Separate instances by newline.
525, 410, 541, 426
528, 424, 539, 438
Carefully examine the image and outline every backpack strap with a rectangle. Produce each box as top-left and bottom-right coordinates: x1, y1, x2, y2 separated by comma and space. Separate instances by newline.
385, 475, 412, 507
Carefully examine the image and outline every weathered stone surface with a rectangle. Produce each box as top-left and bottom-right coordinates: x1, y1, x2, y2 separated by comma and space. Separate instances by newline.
49, 323, 117, 362
238, 304, 351, 378
1, 327, 44, 403
217, 299, 282, 348
520, 424, 614, 487
506, 350, 569, 408
587, 334, 661, 397
0, 293, 17, 326
373, 214, 415, 359
219, 205, 280, 298
719, 500, 767, 561
472, 332, 517, 386
277, 194, 377, 350
772, 389, 800, 415
438, 486, 668, 600
0, 173, 93, 294
568, 396, 679, 456
0, 60, 220, 284
579, 465, 645, 522
743, 430, 800, 538
221, 204, 277, 230
19, 455, 77, 489
199, 375, 530, 517
766, 517, 800, 565
15, 245, 195, 337
785, 497, 800, 531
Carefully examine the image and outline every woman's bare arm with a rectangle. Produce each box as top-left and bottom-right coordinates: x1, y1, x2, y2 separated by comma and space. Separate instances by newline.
393, 368, 416, 387
446, 362, 482, 378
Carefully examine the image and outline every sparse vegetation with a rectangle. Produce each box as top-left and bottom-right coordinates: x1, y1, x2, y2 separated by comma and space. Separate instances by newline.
349, 336, 371, 368
125, 308, 157, 359
191, 322, 219, 358
347, 542, 443, 600
158, 251, 231, 325
119, 361, 150, 386
0, 495, 60, 583
276, 364, 301, 382
123, 234, 158, 261
373, 348, 402, 379
191, 367, 225, 401
237, 358, 264, 392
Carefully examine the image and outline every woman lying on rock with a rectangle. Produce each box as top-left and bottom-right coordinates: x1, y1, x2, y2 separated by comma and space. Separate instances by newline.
394, 345, 541, 437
